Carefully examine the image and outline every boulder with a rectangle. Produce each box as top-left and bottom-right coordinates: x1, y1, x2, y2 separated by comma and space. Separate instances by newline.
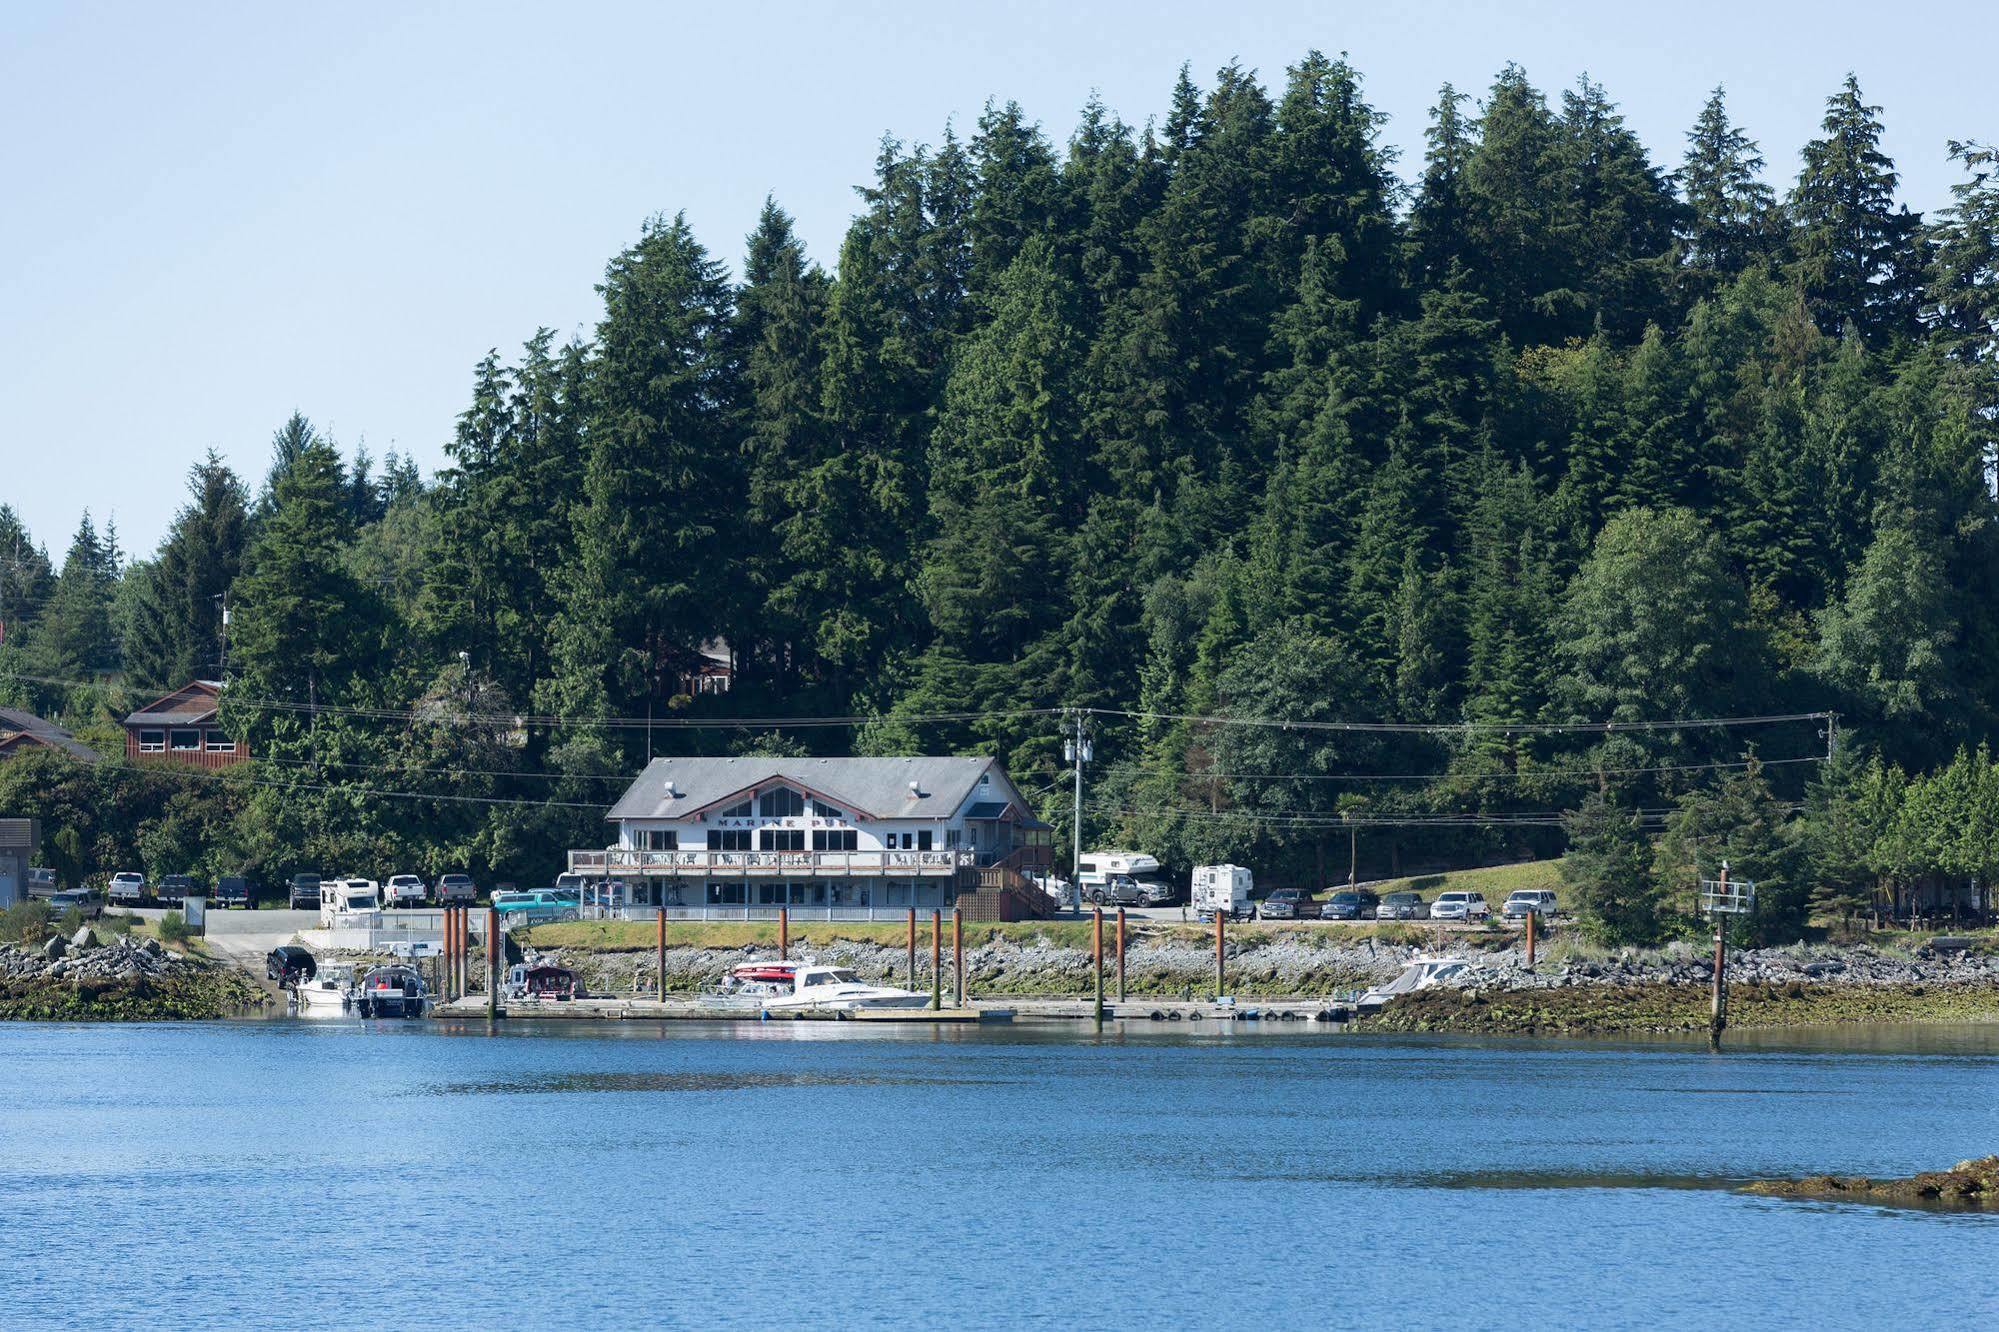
141, 938, 163, 957
42, 935, 66, 960
71, 926, 96, 951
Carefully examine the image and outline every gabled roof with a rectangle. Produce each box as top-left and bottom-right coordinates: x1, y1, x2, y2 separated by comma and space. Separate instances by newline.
607, 756, 1016, 823
0, 706, 99, 761
125, 680, 224, 727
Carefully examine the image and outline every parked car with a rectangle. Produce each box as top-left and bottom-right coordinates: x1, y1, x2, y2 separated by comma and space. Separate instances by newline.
1502, 889, 1559, 921
1260, 888, 1317, 920
156, 873, 199, 907
384, 874, 427, 908
266, 945, 317, 985
1084, 875, 1144, 908
108, 871, 147, 906
1374, 891, 1428, 920
1320, 889, 1381, 920
287, 873, 322, 909
1430, 890, 1490, 922
48, 888, 103, 919
26, 867, 57, 899
435, 873, 477, 905
214, 875, 254, 909
492, 887, 581, 926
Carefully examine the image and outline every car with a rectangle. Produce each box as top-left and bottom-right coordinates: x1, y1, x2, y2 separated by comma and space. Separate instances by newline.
384, 874, 428, 908
1320, 889, 1381, 920
492, 887, 580, 926
156, 873, 199, 907
1374, 891, 1428, 920
435, 873, 477, 906
1430, 890, 1490, 922
108, 871, 147, 906
1502, 889, 1559, 921
1260, 888, 1317, 920
1084, 875, 1144, 908
266, 945, 317, 986
215, 875, 254, 909
287, 873, 322, 909
47, 888, 103, 919
26, 867, 57, 899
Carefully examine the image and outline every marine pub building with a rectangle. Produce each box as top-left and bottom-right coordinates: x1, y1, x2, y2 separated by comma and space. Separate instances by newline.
569, 756, 1053, 918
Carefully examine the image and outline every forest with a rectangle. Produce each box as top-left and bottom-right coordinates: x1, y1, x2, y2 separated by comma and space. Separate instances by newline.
4, 54, 1999, 943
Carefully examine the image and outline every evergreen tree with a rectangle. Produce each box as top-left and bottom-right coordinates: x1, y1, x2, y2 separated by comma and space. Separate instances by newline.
1561, 791, 1659, 944
26, 512, 121, 682
1677, 86, 1776, 289
1927, 140, 1999, 364
122, 451, 249, 688
1787, 75, 1923, 343
1408, 84, 1476, 290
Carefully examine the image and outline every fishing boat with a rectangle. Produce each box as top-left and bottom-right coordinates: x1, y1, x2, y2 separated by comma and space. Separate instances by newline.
294, 961, 356, 1014
1356, 953, 1471, 1013
356, 963, 428, 1017
722, 960, 931, 1011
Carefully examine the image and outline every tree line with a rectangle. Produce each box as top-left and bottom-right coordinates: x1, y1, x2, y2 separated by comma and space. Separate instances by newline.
2, 54, 1997, 941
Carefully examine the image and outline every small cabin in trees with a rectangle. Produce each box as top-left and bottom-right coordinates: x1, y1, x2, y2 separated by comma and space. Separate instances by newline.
122, 680, 245, 768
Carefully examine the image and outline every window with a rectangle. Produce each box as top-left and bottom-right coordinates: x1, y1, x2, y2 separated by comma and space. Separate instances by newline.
204, 731, 235, 753
815, 803, 844, 821
719, 799, 752, 819
137, 729, 165, 753
169, 729, 200, 751
641, 829, 679, 852
710, 829, 751, 852
758, 787, 804, 818
706, 883, 747, 905
812, 830, 858, 852
759, 828, 804, 852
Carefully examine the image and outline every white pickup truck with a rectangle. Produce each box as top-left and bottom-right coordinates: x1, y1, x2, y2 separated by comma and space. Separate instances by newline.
384, 874, 428, 908
108, 871, 147, 906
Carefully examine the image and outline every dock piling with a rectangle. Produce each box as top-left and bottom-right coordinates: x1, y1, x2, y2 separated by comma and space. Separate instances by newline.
907, 908, 916, 988
1525, 908, 1537, 967
1093, 907, 1104, 1029
486, 905, 500, 1020
1116, 907, 1126, 1002
1214, 910, 1225, 1001
930, 909, 942, 1011
953, 907, 964, 1008
1710, 865, 1729, 1050
656, 907, 666, 1002
779, 906, 789, 961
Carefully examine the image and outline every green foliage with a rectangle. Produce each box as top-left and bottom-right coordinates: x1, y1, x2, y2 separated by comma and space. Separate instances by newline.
1561, 794, 1659, 945
156, 911, 193, 945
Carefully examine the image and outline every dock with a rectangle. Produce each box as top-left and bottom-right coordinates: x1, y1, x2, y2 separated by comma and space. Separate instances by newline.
425, 995, 1352, 1025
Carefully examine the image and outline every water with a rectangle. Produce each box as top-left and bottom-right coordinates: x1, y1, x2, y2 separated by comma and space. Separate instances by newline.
2, 1018, 1996, 1330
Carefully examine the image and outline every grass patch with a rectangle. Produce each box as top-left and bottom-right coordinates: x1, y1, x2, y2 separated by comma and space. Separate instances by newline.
1375, 858, 1566, 901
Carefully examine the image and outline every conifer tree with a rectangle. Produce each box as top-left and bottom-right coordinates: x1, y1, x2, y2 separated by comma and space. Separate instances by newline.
1788, 75, 1923, 343
122, 451, 249, 688
1677, 86, 1776, 289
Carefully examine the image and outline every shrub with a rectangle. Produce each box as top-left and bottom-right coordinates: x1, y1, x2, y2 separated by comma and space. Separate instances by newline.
0, 901, 54, 945
157, 911, 194, 945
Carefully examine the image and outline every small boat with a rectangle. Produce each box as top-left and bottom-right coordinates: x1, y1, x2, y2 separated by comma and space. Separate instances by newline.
356, 964, 428, 1017
506, 963, 584, 1002
1356, 953, 1471, 1013
722, 960, 931, 1011
295, 961, 357, 1014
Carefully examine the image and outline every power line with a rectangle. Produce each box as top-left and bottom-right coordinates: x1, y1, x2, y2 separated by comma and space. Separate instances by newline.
1080, 705, 1834, 736
1179, 755, 1828, 783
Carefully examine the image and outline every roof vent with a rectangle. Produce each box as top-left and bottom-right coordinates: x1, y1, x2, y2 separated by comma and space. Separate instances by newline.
908, 780, 925, 798
663, 781, 679, 799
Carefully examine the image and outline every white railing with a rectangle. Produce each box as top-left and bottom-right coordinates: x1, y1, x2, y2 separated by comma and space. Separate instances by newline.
567, 848, 974, 877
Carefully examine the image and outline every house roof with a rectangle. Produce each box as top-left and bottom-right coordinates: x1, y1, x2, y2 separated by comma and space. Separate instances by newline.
0, 707, 99, 761
125, 680, 223, 727
607, 756, 1014, 823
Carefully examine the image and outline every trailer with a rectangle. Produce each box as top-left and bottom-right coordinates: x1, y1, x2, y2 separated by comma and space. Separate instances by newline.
1192, 864, 1256, 922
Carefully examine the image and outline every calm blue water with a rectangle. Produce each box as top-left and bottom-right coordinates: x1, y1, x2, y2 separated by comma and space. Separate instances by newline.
2, 1018, 1995, 1330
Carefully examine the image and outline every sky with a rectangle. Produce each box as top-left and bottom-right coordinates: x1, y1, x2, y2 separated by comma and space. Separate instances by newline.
3, 0, 1995, 564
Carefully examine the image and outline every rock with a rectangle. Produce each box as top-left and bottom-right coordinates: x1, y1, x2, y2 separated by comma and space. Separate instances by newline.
43, 935, 66, 960
71, 926, 96, 951
142, 938, 163, 957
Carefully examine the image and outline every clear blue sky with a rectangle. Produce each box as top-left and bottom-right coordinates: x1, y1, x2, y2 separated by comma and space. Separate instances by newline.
4, 0, 1993, 562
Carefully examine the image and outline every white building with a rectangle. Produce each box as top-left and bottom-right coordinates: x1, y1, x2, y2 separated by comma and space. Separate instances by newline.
570, 755, 1053, 910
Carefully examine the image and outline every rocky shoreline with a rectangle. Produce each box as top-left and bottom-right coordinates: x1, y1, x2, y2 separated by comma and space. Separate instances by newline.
0, 930, 270, 1021
1744, 1156, 1999, 1209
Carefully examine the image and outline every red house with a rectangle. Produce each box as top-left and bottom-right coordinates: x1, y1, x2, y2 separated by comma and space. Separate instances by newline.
123, 681, 246, 768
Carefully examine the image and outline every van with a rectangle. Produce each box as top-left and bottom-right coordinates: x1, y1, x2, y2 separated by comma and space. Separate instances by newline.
1192, 865, 1255, 922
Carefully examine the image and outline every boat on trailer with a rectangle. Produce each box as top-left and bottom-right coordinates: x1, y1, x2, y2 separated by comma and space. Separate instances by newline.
295, 961, 357, 1014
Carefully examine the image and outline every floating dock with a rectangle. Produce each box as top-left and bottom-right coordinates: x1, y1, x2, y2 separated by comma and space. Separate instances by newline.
428, 996, 1001, 1023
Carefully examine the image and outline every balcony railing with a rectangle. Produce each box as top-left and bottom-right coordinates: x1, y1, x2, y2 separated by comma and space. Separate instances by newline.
568, 847, 976, 877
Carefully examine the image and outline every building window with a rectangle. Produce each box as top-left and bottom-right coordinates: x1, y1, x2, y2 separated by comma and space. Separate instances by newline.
946, 829, 961, 848
706, 883, 747, 905
759, 828, 803, 852
918, 830, 933, 851
758, 787, 803, 818
815, 804, 844, 821
169, 729, 200, 751
710, 829, 750, 852
812, 830, 857, 852
204, 731, 235, 753
641, 830, 679, 852
719, 799, 751, 819
137, 729, 165, 753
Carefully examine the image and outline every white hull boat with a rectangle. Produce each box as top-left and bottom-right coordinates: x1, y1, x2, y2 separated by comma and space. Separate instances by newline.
1356, 954, 1471, 1012
725, 961, 933, 1011
294, 963, 355, 1014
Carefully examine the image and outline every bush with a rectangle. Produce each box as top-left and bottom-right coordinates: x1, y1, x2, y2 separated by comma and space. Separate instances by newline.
0, 901, 54, 945
157, 911, 194, 945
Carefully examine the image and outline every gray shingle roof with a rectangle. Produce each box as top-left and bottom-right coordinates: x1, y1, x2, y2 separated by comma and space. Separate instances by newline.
0, 707, 99, 762
607, 755, 1017, 822
125, 681, 223, 727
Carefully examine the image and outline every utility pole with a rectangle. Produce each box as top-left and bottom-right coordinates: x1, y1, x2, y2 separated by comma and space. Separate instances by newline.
1064, 714, 1092, 912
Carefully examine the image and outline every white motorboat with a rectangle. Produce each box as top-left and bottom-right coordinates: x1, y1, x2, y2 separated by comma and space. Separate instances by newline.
295, 961, 356, 1014
724, 960, 932, 1011
356, 964, 429, 1017
1356, 953, 1472, 1012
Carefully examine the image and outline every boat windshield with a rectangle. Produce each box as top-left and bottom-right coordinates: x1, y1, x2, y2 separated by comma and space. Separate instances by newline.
804, 969, 861, 985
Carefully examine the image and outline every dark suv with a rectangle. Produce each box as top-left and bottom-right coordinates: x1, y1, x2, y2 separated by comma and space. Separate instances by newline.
1320, 889, 1381, 920
157, 874, 199, 907
215, 875, 254, 909
288, 874, 322, 909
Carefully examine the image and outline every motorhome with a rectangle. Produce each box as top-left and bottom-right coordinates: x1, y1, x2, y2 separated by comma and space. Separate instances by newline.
1076, 851, 1173, 907
1192, 864, 1256, 922
319, 877, 382, 925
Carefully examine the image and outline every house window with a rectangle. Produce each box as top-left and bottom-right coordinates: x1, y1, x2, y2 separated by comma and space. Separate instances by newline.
946, 829, 961, 848
204, 731, 235, 753
917, 830, 934, 851
719, 799, 751, 819
706, 883, 747, 905
641, 830, 679, 852
137, 729, 165, 753
812, 830, 858, 852
758, 787, 803, 818
169, 729, 200, 751
710, 829, 751, 852
759, 828, 803, 852
815, 804, 844, 821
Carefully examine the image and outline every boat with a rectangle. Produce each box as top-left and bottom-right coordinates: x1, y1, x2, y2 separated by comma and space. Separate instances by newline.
505, 963, 584, 1002
356, 964, 428, 1017
722, 960, 932, 1011
295, 961, 356, 1014
1356, 953, 1471, 1013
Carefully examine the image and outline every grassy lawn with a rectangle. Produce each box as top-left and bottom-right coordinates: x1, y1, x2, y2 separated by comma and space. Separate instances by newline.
1372, 858, 1566, 900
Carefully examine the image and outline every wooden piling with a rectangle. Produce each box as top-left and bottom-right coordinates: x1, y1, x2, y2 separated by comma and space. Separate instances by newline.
1214, 910, 1225, 1000
779, 906, 789, 961
930, 909, 942, 1011
1116, 907, 1126, 1002
486, 906, 500, 1019
656, 906, 666, 1002
1093, 907, 1104, 1028
1525, 907, 1537, 967
907, 908, 917, 988
953, 907, 964, 1008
